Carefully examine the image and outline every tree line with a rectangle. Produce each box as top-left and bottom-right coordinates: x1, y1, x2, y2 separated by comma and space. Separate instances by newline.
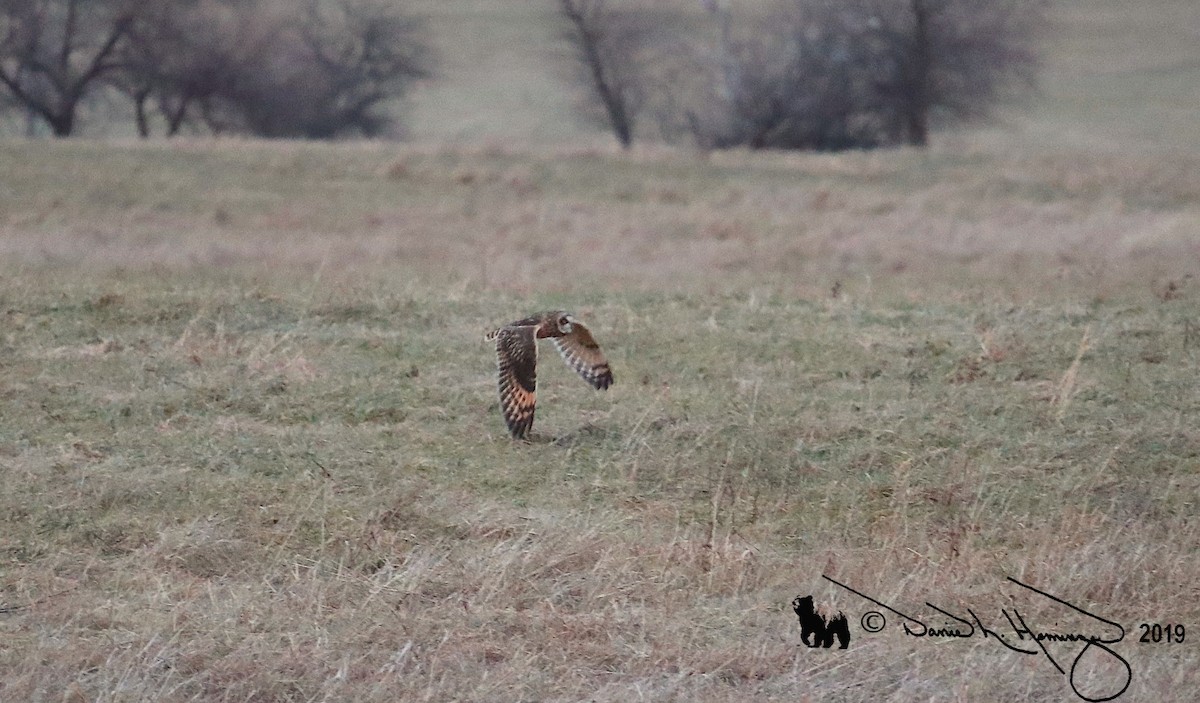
1, 0, 1043, 150
560, 0, 1045, 150
0, 0, 427, 138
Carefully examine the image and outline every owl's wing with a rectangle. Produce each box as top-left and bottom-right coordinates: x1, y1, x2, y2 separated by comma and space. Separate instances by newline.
494, 326, 538, 439
553, 322, 614, 390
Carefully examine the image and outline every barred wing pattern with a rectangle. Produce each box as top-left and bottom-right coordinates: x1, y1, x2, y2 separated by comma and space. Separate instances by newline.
552, 322, 614, 390
486, 311, 613, 439
490, 326, 538, 439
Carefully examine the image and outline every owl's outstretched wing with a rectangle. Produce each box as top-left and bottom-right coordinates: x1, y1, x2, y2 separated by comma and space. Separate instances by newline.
493, 326, 538, 439
553, 322, 613, 390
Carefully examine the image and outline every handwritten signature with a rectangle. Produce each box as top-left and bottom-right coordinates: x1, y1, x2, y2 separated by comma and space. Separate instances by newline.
823, 574, 1131, 702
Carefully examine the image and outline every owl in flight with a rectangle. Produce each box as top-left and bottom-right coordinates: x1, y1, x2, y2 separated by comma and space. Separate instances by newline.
485, 311, 614, 439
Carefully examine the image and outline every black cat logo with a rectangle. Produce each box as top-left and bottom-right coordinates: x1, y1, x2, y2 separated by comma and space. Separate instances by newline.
792, 595, 850, 649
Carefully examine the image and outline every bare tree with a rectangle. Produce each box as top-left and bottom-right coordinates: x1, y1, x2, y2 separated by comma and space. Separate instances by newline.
222, 0, 430, 139
0, 0, 138, 136
656, 0, 1043, 151
113, 0, 274, 137
556, 0, 647, 149
861, 0, 1043, 146
688, 2, 885, 151
0, 0, 429, 139
118, 0, 430, 139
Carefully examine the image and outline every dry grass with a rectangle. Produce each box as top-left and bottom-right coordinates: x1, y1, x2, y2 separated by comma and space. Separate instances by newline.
2, 139, 1197, 301
1, 4, 1200, 695
0, 136, 1197, 700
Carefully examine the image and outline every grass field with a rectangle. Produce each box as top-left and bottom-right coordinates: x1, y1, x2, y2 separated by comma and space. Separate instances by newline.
1, 137, 1197, 701
2, 1, 1200, 701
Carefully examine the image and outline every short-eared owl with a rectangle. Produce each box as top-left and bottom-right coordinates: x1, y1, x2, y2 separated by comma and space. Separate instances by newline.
484, 311, 614, 439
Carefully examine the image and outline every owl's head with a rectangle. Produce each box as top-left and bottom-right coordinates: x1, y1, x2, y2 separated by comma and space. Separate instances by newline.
554, 312, 575, 335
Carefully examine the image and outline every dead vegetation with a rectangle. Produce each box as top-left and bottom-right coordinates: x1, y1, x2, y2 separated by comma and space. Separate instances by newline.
0, 20, 1198, 694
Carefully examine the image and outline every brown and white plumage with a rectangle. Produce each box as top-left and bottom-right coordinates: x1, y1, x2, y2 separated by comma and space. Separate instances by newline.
485, 310, 613, 439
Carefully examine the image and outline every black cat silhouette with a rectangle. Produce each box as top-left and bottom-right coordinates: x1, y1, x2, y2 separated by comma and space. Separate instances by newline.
792, 595, 850, 649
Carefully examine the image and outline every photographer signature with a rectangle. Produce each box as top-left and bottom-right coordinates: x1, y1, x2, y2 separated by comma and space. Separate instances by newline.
823, 574, 1131, 702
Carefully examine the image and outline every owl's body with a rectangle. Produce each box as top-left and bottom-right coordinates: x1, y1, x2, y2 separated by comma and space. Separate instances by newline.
485, 310, 613, 439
